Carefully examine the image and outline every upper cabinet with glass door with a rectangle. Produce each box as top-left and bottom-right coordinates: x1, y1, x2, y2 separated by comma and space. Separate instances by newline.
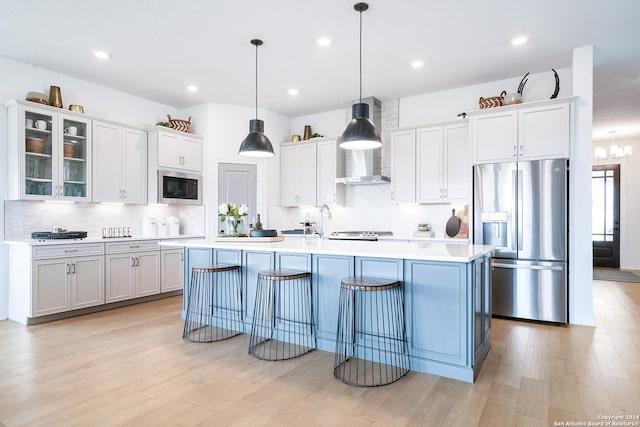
5, 99, 92, 201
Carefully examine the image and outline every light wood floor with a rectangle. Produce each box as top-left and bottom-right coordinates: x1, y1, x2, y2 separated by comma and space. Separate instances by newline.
1, 279, 639, 427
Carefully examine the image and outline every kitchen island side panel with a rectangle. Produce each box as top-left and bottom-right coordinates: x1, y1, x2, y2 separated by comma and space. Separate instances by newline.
243, 250, 275, 326
312, 254, 355, 352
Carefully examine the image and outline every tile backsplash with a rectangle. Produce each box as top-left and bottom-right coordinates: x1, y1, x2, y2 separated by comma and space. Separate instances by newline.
268, 184, 469, 238
4, 200, 205, 240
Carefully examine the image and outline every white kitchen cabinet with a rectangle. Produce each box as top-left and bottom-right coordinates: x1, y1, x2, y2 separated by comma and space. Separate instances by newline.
105, 240, 160, 303
161, 247, 184, 292
416, 123, 469, 203
472, 101, 571, 164
29, 243, 105, 317
93, 120, 147, 204
392, 122, 469, 204
5, 99, 92, 201
518, 103, 571, 160
316, 139, 345, 206
280, 142, 317, 206
148, 127, 202, 172
390, 129, 416, 204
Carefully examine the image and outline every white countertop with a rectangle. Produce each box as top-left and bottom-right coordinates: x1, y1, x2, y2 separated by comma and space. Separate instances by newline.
4, 235, 204, 246
159, 237, 492, 263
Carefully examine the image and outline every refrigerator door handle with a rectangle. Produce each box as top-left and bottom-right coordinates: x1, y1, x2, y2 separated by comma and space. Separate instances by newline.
493, 262, 564, 271
511, 169, 518, 251
517, 170, 524, 251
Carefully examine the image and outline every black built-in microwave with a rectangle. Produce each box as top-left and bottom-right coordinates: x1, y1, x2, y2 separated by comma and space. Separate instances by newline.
157, 170, 202, 205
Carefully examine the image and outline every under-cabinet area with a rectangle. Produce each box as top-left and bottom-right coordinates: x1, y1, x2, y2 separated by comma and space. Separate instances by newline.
6, 238, 185, 325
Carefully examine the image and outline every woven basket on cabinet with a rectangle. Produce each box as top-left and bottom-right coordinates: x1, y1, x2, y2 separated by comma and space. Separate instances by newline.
167, 114, 191, 133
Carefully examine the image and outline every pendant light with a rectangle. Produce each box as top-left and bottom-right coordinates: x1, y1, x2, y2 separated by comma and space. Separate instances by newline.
339, 2, 382, 150
239, 39, 275, 157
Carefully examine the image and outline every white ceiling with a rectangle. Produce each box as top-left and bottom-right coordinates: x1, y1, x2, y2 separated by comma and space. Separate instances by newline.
1, 0, 639, 142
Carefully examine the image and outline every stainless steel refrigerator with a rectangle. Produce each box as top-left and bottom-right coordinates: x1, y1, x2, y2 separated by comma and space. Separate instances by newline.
473, 159, 568, 323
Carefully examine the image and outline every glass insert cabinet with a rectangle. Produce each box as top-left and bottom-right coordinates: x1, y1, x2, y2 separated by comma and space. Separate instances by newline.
7, 100, 92, 201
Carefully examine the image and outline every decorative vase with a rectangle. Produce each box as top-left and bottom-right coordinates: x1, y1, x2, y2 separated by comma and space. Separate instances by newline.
303, 125, 312, 140
49, 85, 63, 108
225, 217, 246, 236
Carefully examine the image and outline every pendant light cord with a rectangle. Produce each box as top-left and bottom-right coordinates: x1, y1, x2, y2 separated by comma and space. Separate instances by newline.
255, 42, 258, 120
359, 8, 363, 103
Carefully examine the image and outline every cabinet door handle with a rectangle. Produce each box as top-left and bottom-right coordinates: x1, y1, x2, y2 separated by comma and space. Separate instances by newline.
443, 188, 447, 199
129, 245, 140, 249
64, 249, 77, 253
136, 257, 140, 267
513, 145, 517, 157
66, 264, 71, 274
71, 263, 76, 274
131, 257, 136, 267
519, 145, 523, 156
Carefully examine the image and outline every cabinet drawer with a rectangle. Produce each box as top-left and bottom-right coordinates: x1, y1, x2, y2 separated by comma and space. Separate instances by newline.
32, 243, 104, 260
106, 240, 159, 254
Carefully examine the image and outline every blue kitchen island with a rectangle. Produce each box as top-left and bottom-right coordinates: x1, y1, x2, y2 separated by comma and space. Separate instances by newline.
160, 238, 493, 383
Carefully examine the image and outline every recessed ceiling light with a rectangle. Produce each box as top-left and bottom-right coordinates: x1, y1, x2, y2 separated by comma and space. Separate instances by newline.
93, 50, 110, 60
186, 85, 199, 92
288, 89, 299, 96
411, 60, 425, 69
316, 36, 332, 47
510, 36, 528, 46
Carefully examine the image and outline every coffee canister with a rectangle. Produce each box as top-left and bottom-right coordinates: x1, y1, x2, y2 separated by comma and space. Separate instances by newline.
49, 86, 63, 108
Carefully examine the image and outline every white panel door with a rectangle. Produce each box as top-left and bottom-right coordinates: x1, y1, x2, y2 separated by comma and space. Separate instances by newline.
298, 143, 317, 206
280, 145, 300, 207
161, 249, 184, 292
444, 123, 470, 202
181, 135, 202, 171
32, 259, 69, 316
157, 132, 181, 169
71, 256, 105, 309
518, 103, 570, 160
416, 126, 443, 203
218, 162, 257, 223
106, 254, 134, 303
391, 130, 416, 204
121, 128, 147, 204
472, 111, 517, 164
92, 121, 121, 202
135, 251, 160, 297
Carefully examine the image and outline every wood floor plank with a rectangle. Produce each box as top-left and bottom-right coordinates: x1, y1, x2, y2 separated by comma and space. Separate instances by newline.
1, 280, 640, 426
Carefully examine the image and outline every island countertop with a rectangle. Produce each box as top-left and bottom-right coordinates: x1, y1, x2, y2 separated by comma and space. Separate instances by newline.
159, 237, 492, 263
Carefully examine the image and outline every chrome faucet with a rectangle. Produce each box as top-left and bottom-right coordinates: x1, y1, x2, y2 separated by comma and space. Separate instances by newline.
319, 204, 332, 239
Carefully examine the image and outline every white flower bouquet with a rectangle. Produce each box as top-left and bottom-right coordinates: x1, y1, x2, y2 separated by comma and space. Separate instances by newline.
218, 203, 249, 236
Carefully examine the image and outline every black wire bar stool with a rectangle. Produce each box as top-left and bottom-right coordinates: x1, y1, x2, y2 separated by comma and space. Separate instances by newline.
248, 269, 316, 361
182, 264, 243, 343
334, 276, 410, 387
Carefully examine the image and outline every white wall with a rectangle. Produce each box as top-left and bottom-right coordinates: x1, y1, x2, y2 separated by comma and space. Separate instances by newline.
571, 46, 595, 326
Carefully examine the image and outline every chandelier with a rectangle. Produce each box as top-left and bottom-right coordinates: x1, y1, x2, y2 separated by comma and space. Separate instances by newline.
594, 130, 632, 161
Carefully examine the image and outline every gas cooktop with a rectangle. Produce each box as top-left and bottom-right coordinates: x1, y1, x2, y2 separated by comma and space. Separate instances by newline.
31, 231, 88, 240
327, 231, 393, 241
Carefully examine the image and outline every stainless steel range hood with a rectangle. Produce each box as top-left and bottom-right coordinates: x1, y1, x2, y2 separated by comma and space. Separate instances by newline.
335, 149, 389, 184
335, 96, 390, 185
